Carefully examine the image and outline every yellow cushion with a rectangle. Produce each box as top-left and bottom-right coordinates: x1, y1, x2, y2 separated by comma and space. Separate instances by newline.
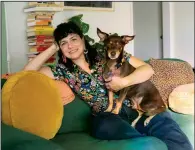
169, 83, 194, 115
2, 70, 63, 139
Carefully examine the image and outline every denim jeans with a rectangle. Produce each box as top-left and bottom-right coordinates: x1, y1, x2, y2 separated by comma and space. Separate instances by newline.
91, 104, 193, 150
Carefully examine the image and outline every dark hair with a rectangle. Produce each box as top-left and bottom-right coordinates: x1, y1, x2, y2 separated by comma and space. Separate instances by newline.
53, 21, 98, 72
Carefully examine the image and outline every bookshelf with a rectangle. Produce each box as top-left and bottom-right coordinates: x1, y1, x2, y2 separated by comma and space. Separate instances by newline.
24, 2, 63, 66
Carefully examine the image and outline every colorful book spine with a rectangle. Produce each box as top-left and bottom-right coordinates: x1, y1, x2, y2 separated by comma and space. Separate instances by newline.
25, 11, 58, 65
27, 20, 52, 27
26, 26, 54, 32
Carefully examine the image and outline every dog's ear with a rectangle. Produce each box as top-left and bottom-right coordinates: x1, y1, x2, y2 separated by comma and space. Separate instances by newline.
121, 35, 135, 44
97, 28, 109, 42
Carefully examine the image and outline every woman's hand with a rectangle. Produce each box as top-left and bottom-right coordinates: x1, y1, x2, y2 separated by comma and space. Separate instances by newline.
51, 42, 59, 52
105, 76, 127, 92
23, 42, 60, 71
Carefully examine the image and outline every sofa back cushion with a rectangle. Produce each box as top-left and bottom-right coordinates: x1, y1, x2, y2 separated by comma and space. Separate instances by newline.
57, 95, 91, 134
148, 58, 194, 105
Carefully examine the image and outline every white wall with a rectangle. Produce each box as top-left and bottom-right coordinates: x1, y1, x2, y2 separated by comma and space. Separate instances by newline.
4, 2, 134, 73
4, 2, 28, 73
172, 2, 194, 68
163, 2, 194, 67
133, 2, 163, 60
4, 2, 194, 73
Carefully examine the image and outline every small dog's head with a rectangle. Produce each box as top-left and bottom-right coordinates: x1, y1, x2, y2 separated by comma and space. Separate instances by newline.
97, 28, 135, 60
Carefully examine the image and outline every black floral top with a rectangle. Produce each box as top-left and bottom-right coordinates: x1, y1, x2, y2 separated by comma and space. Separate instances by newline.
49, 50, 132, 114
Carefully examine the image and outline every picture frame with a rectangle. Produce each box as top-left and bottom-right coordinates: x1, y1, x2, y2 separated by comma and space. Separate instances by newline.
28, 2, 114, 11
62, 2, 115, 11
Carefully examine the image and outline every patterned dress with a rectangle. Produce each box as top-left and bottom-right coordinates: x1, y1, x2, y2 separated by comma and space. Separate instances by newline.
49, 50, 132, 114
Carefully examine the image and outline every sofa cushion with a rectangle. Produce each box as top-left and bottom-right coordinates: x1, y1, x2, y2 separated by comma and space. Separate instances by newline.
148, 58, 194, 105
57, 95, 91, 134
169, 83, 194, 115
11, 140, 64, 150
52, 132, 167, 150
168, 110, 194, 148
1, 122, 64, 150
2, 71, 63, 140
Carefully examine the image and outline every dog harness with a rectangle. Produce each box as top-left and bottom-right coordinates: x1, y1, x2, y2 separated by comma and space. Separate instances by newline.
115, 58, 126, 69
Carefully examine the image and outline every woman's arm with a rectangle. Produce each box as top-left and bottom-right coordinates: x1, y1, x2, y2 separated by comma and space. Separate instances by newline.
23, 43, 59, 78
123, 55, 154, 87
105, 55, 154, 91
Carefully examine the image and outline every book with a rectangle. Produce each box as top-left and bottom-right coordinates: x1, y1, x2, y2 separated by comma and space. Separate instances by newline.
27, 13, 54, 21
24, 6, 64, 13
28, 38, 53, 43
27, 35, 53, 42
27, 20, 52, 27
28, 41, 53, 46
27, 17, 53, 21
29, 45, 51, 52
27, 35, 53, 39
26, 26, 54, 32
27, 30, 53, 37
28, 12, 55, 17
27, 36, 54, 44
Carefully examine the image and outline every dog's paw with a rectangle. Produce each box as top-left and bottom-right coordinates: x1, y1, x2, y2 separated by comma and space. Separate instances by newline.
111, 108, 120, 114
144, 116, 153, 126
131, 120, 137, 128
104, 107, 112, 112
144, 119, 149, 126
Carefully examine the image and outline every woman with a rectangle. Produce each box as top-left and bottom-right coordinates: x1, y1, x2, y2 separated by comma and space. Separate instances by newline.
23, 21, 192, 150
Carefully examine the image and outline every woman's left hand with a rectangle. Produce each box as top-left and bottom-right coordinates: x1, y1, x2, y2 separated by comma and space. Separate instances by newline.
105, 76, 127, 92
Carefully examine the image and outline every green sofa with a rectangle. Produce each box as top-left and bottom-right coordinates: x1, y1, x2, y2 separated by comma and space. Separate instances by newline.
1, 59, 194, 150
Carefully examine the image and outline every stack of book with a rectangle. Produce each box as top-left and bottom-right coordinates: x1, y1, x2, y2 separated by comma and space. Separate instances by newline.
24, 2, 63, 66
26, 12, 56, 65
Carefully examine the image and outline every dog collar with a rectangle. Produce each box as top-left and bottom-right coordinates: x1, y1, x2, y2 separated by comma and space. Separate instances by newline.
115, 58, 125, 69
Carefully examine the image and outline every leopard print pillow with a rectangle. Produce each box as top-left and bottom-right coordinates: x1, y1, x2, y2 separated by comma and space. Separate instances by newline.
148, 58, 194, 105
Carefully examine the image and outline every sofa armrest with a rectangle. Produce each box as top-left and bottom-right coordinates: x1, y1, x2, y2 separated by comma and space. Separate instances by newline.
10, 140, 64, 150
168, 110, 194, 148
1, 122, 64, 150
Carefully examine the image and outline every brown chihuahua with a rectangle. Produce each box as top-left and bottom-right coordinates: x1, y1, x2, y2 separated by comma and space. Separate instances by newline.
97, 28, 166, 126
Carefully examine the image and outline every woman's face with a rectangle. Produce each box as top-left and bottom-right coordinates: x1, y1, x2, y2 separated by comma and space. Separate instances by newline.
59, 33, 85, 60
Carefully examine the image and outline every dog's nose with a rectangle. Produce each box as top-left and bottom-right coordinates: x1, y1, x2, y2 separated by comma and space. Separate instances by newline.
111, 51, 116, 56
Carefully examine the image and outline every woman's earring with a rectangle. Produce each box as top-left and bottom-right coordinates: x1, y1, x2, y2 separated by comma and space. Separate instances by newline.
84, 49, 89, 63
63, 56, 67, 63
84, 49, 88, 54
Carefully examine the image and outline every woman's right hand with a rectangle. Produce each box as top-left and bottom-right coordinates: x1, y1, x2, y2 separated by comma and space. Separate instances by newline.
23, 42, 60, 71
51, 42, 60, 52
